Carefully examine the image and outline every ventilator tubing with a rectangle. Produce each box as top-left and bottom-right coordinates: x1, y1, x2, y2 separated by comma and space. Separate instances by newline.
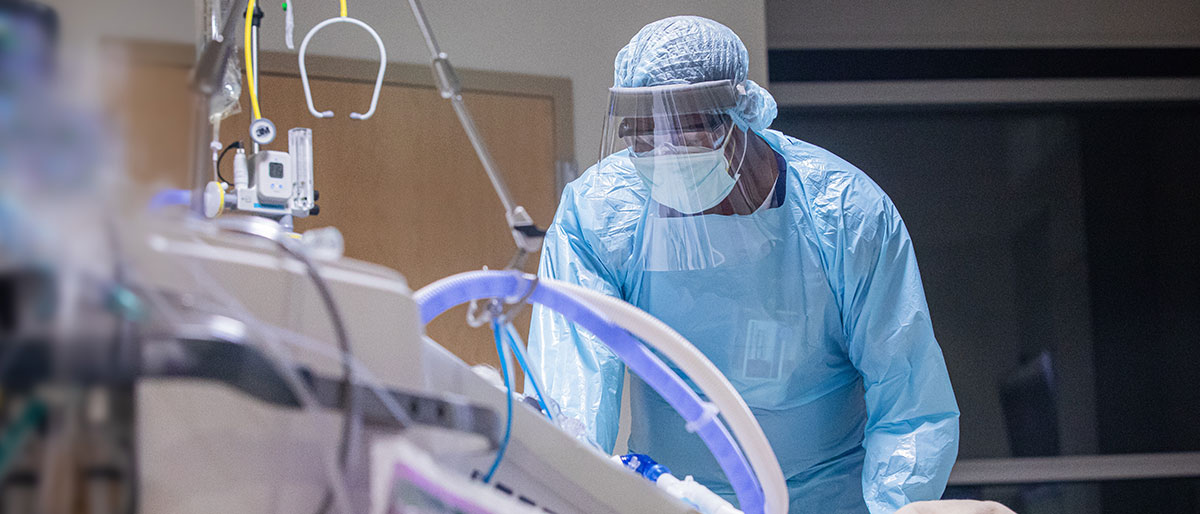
413, 270, 770, 514
552, 282, 788, 514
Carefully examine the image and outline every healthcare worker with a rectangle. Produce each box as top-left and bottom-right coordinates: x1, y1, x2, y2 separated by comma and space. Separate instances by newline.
528, 16, 959, 514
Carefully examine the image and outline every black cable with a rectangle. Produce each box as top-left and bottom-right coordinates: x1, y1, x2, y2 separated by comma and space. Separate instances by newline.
216, 218, 356, 514
272, 242, 356, 514
215, 141, 243, 185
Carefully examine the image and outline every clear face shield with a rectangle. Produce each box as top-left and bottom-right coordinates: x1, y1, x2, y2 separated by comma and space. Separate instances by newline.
599, 80, 786, 272
600, 80, 754, 216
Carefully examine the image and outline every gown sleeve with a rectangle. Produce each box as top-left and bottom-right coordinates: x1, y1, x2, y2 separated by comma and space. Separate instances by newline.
827, 179, 961, 513
526, 184, 628, 452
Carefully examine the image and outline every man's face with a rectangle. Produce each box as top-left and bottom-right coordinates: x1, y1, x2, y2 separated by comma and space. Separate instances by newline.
619, 113, 730, 155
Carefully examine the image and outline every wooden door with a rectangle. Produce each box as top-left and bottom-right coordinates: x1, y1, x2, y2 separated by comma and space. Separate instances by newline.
112, 42, 567, 381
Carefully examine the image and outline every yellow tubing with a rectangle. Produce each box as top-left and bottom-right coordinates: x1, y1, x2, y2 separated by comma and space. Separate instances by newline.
246, 0, 347, 120
244, 0, 262, 120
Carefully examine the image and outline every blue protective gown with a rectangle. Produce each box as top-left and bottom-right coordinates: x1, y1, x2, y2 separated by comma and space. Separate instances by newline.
527, 129, 959, 513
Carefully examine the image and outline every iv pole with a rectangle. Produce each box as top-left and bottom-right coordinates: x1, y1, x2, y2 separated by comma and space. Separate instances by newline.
403, 0, 546, 257
187, 0, 249, 216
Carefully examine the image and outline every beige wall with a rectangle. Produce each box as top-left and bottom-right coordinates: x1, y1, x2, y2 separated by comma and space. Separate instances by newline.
48, 0, 768, 174
767, 0, 1200, 49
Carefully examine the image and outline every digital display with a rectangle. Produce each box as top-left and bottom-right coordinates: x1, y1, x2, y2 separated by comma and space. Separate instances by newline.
269, 162, 284, 179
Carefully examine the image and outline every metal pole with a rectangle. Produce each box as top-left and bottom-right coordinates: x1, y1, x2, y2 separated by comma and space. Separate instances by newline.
406, 0, 520, 219
405, 0, 443, 61
187, 96, 214, 215
251, 23, 260, 154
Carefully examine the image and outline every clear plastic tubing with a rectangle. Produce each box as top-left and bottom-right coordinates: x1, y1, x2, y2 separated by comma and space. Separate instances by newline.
413, 270, 764, 514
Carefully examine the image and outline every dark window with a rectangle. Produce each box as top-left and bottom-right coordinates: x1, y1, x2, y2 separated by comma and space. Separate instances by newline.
775, 102, 1200, 513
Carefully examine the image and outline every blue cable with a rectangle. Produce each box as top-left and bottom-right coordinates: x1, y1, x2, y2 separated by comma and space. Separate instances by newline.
482, 320, 514, 483
503, 323, 552, 420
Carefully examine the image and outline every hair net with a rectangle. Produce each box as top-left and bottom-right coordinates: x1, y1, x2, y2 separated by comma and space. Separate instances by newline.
613, 16, 777, 132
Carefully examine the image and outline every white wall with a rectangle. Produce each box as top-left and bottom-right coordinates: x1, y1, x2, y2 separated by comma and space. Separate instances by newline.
766, 0, 1200, 48
48, 0, 767, 174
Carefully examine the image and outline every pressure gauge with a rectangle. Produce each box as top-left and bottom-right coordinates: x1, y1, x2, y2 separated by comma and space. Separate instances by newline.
249, 118, 277, 145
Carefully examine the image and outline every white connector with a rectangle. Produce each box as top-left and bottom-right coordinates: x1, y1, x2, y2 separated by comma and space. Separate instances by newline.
657, 473, 741, 514
233, 148, 249, 190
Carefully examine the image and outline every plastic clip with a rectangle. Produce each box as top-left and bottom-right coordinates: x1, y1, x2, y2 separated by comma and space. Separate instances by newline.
465, 273, 539, 328
684, 402, 720, 433
498, 274, 538, 323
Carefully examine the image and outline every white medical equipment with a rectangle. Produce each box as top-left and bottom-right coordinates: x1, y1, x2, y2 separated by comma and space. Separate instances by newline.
193, 1, 319, 226
202, 127, 316, 225
250, 151, 292, 203
0, 207, 737, 514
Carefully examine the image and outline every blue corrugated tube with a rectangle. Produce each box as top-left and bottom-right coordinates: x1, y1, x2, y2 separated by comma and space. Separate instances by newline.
148, 188, 191, 210
414, 270, 763, 514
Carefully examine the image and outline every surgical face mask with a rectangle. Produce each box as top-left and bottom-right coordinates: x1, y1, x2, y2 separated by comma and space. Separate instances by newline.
630, 133, 737, 214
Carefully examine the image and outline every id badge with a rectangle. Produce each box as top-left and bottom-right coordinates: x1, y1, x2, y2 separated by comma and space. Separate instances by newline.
742, 319, 784, 380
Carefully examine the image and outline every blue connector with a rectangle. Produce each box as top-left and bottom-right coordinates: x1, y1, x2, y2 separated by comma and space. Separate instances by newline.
619, 453, 670, 483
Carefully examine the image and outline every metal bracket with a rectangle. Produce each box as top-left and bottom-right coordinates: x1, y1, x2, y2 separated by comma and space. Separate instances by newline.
298, 16, 387, 120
